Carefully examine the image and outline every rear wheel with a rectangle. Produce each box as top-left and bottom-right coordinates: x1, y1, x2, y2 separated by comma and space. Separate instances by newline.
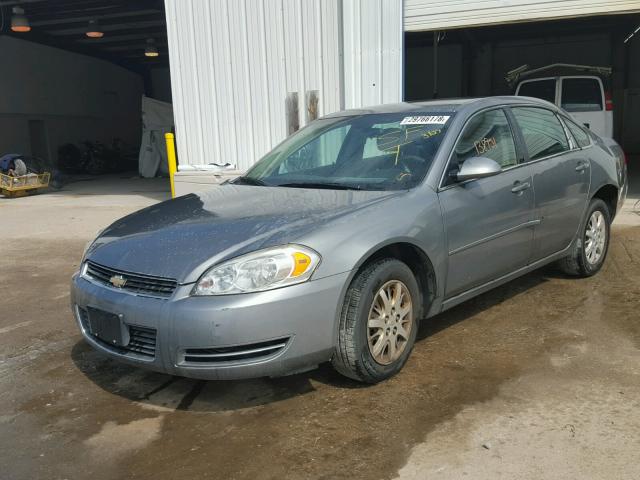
332, 258, 420, 383
558, 198, 611, 277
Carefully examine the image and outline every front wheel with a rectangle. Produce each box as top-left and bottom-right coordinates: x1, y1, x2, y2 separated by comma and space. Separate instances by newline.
558, 198, 611, 277
332, 258, 420, 383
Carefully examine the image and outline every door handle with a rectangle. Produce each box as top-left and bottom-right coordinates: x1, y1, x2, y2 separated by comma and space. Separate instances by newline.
575, 161, 589, 172
511, 181, 531, 194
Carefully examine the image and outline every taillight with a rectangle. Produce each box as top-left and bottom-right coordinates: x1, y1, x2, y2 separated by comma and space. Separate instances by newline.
605, 91, 613, 111
623, 151, 628, 165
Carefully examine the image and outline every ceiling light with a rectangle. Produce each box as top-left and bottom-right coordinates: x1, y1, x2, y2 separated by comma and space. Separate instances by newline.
145, 38, 159, 57
11, 6, 31, 33
85, 20, 104, 38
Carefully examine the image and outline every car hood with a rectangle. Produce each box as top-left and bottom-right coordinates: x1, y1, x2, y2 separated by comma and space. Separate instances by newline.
86, 184, 398, 283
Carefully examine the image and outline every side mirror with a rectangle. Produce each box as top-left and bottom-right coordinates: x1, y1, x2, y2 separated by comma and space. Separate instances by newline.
454, 156, 502, 182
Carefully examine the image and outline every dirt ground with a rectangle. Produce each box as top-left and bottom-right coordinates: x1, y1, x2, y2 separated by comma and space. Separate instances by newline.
1, 175, 640, 480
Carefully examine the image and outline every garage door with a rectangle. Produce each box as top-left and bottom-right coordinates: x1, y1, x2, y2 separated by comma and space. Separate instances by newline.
404, 0, 640, 32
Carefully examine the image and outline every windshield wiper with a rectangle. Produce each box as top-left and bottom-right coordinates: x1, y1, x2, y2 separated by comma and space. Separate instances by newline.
277, 182, 362, 191
233, 176, 269, 186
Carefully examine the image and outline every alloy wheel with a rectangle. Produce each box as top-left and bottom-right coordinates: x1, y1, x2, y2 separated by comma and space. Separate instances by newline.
367, 280, 413, 365
585, 210, 606, 265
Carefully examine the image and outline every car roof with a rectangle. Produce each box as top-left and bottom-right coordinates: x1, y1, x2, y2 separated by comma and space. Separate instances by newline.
321, 96, 557, 118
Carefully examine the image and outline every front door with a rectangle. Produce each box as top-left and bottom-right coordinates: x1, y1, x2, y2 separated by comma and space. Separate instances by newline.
439, 108, 535, 298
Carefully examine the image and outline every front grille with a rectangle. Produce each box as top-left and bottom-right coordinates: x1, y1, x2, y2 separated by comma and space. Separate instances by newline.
182, 337, 290, 364
84, 261, 177, 298
77, 306, 157, 359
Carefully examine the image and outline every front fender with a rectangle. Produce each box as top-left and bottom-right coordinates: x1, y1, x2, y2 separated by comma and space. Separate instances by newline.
301, 188, 448, 307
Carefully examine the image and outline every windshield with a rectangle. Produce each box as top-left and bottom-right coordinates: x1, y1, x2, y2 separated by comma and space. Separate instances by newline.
238, 112, 454, 191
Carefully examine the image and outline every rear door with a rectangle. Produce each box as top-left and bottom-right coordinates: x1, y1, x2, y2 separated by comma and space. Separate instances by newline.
438, 108, 535, 298
559, 76, 611, 138
510, 106, 590, 261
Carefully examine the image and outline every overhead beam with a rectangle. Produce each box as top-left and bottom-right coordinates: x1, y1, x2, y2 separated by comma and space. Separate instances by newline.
30, 9, 161, 27
16, 0, 127, 15
0, 0, 48, 6
16, 0, 161, 19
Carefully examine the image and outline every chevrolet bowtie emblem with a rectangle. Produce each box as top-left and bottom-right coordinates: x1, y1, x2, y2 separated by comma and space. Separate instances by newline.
109, 275, 127, 288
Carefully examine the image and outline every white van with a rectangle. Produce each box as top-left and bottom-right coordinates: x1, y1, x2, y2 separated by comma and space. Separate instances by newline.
512, 65, 613, 139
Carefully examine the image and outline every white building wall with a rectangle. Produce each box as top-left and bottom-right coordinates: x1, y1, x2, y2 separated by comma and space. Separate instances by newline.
164, 0, 403, 171
404, 0, 640, 32
343, 0, 403, 108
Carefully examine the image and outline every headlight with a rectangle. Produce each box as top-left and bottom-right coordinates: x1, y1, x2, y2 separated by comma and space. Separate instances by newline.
193, 245, 321, 295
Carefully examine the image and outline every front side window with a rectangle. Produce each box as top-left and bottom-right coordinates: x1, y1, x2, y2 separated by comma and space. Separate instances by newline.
242, 112, 454, 191
445, 109, 517, 184
511, 107, 569, 161
517, 79, 556, 103
564, 117, 591, 148
561, 78, 603, 112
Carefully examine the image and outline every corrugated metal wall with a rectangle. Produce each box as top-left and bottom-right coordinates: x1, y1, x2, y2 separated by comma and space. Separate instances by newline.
404, 0, 640, 32
164, 0, 403, 170
343, 0, 403, 108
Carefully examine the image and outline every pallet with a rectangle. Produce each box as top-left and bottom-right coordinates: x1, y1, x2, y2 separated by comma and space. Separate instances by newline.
0, 172, 50, 198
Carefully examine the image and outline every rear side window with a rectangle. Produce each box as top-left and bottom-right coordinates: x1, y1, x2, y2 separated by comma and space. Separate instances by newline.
511, 107, 569, 161
564, 117, 591, 148
561, 78, 603, 112
517, 79, 556, 103
446, 109, 517, 184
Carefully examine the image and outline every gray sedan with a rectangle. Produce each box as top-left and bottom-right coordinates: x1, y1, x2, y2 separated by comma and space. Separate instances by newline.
71, 96, 628, 383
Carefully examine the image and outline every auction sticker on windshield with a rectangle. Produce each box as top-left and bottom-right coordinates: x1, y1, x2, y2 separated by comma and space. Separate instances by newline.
400, 115, 450, 125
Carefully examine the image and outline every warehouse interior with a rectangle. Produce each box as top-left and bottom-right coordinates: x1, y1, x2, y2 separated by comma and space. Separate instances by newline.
404, 13, 640, 155
0, 0, 172, 179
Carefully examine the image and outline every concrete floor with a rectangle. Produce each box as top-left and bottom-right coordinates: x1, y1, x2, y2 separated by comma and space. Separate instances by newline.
1, 172, 640, 480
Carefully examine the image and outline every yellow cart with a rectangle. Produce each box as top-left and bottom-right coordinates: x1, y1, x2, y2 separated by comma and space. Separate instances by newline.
0, 172, 50, 198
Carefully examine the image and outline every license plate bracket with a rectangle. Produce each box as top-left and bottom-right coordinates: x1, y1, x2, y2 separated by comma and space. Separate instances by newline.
87, 307, 130, 347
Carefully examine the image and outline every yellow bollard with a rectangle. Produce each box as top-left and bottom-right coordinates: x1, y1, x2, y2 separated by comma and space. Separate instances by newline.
164, 132, 177, 199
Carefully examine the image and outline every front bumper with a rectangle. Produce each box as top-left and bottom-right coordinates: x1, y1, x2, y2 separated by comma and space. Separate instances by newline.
70, 271, 350, 380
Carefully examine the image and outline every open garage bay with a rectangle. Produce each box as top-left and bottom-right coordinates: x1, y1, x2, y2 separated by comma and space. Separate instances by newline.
1, 175, 639, 480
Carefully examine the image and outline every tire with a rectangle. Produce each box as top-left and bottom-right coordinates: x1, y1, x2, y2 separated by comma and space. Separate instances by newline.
332, 258, 420, 383
558, 198, 611, 277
